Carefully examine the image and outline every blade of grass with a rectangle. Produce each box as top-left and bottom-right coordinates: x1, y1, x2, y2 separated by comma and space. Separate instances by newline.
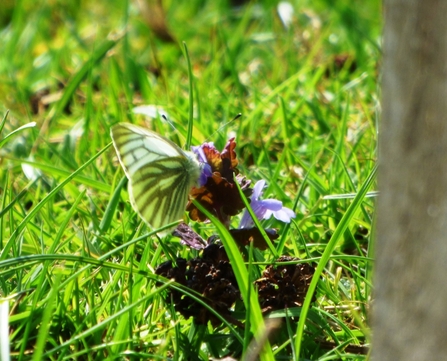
0, 179, 38, 221
0, 143, 111, 260
93, 175, 127, 246
9, 158, 111, 193
47, 35, 122, 123
233, 175, 278, 257
294, 164, 377, 357
0, 122, 36, 148
192, 199, 274, 361
42, 281, 173, 359
183, 42, 194, 149
0, 110, 9, 136
31, 273, 61, 361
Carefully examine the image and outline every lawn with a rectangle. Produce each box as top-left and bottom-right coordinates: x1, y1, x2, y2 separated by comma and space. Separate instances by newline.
0, 1, 381, 360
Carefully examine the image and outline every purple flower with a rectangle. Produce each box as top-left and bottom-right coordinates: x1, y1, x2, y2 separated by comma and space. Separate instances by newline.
191, 143, 211, 163
239, 180, 296, 228
191, 144, 213, 186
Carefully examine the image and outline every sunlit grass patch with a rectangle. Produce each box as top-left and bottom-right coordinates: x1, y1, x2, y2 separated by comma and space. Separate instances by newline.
0, 0, 380, 359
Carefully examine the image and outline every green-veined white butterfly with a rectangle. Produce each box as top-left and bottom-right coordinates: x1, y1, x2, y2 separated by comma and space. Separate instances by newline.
110, 123, 201, 232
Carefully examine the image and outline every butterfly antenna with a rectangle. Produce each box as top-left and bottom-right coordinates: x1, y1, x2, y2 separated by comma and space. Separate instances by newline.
205, 113, 242, 142
162, 114, 192, 149
161, 114, 177, 132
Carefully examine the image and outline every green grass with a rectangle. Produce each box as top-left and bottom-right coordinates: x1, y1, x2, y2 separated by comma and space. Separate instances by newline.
0, 0, 380, 360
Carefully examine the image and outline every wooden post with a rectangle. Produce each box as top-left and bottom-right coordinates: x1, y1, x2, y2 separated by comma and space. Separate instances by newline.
373, 0, 447, 359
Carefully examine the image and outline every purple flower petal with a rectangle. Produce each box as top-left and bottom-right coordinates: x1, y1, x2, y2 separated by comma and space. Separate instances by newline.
252, 180, 266, 199
259, 198, 283, 211
263, 209, 273, 220
239, 180, 296, 228
191, 144, 215, 186
198, 163, 213, 186
239, 209, 253, 229
252, 202, 267, 220
191, 145, 208, 163
272, 207, 295, 223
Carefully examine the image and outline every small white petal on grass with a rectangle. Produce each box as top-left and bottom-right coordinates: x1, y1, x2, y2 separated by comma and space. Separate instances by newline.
277, 2, 294, 29
132, 105, 169, 120
22, 157, 42, 181
0, 299, 10, 361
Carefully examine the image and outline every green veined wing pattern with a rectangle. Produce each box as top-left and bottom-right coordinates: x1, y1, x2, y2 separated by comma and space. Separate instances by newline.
110, 123, 201, 231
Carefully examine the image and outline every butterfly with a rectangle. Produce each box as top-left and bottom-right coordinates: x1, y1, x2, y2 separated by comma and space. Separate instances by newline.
110, 123, 201, 233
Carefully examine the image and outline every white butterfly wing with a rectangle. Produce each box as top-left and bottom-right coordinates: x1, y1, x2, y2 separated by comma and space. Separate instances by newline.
111, 123, 201, 231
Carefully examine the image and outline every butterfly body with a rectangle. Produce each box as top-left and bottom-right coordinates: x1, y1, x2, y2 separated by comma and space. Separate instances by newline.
111, 123, 201, 231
